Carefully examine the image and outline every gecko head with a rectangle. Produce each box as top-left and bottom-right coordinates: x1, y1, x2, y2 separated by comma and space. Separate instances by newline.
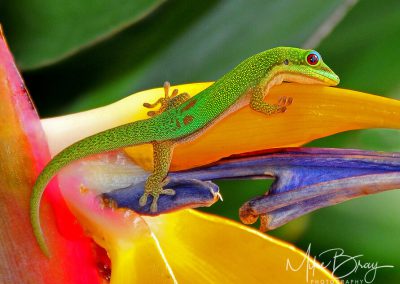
278, 48, 340, 86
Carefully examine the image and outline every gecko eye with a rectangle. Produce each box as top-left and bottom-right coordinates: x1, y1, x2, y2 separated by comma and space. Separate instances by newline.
283, 59, 289, 65
306, 51, 320, 66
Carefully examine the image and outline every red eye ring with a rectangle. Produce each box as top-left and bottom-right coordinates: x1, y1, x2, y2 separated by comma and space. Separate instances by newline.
307, 53, 319, 65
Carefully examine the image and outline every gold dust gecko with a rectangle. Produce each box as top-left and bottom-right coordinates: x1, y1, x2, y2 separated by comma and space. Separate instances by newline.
30, 47, 340, 256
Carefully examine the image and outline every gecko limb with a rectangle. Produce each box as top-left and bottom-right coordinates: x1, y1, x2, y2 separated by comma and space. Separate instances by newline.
140, 82, 192, 212
250, 86, 293, 115
139, 141, 176, 212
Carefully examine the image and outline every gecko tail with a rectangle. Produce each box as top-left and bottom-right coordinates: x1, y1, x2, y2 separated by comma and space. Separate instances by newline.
29, 118, 158, 257
30, 148, 73, 258
30, 171, 52, 258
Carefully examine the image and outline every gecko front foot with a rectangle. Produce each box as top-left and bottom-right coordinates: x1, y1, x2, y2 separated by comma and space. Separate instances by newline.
139, 177, 176, 212
250, 86, 294, 116
270, 97, 293, 114
275, 96, 294, 113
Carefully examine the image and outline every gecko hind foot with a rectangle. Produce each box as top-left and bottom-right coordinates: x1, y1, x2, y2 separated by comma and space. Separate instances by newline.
139, 177, 175, 212
139, 188, 176, 213
143, 81, 189, 117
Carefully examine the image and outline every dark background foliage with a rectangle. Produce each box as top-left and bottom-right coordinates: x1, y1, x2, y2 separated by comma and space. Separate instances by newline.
1, 0, 399, 282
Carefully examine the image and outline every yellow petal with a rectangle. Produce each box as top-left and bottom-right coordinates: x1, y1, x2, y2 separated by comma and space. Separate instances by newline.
66, 194, 338, 282
144, 210, 338, 283
58, 151, 337, 283
42, 82, 400, 172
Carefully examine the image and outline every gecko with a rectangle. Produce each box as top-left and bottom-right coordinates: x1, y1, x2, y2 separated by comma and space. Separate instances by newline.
30, 47, 340, 257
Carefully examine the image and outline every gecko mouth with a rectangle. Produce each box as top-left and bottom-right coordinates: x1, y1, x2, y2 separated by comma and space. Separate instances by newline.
310, 68, 340, 86
282, 70, 340, 87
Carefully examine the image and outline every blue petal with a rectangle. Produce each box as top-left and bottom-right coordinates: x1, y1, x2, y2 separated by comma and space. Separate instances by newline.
171, 148, 400, 230
104, 147, 399, 230
103, 178, 219, 215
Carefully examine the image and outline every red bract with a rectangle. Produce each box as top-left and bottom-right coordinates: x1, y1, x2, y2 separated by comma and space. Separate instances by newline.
0, 27, 100, 284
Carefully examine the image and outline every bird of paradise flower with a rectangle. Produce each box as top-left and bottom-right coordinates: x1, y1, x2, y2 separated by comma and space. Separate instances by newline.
1, 27, 399, 283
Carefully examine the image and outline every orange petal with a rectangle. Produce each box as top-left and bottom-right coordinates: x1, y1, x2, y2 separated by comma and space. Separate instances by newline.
172, 84, 400, 170
43, 82, 400, 172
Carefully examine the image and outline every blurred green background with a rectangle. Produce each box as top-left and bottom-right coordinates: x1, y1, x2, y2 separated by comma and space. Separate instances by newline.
1, 0, 399, 282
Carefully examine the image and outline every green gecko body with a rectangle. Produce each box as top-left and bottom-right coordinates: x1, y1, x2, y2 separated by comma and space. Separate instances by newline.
30, 47, 339, 256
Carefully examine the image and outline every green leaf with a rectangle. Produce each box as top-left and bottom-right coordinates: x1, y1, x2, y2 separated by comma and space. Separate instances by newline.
318, 0, 400, 95
19, 0, 345, 115
71, 0, 346, 111
311, 0, 400, 153
0, 0, 165, 69
300, 1, 400, 282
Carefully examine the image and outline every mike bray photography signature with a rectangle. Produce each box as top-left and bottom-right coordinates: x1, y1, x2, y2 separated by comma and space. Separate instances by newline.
286, 244, 394, 283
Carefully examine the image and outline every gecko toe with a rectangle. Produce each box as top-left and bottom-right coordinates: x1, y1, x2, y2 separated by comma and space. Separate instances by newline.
150, 196, 159, 212
161, 188, 175, 195
139, 193, 148, 207
278, 106, 287, 113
